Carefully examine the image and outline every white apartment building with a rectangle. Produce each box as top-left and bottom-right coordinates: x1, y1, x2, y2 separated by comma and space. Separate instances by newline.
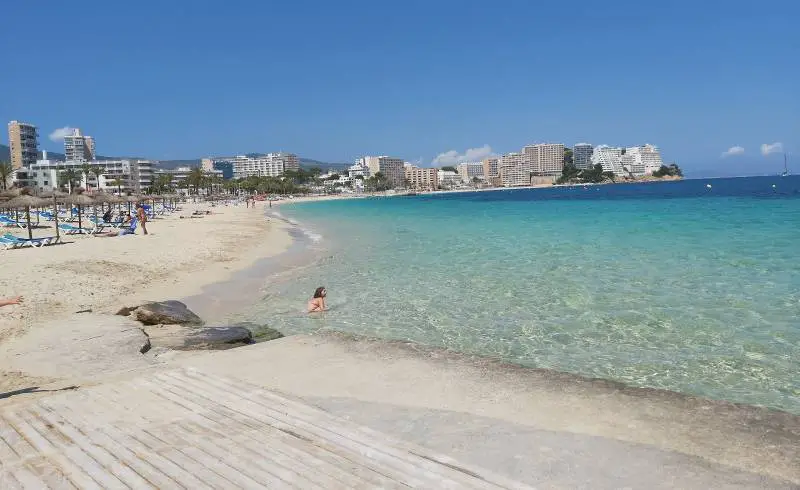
348, 160, 370, 179
621, 144, 664, 176
456, 162, 484, 183
362, 156, 404, 188
591, 146, 623, 175
437, 169, 461, 188
64, 128, 96, 162
523, 143, 565, 176
573, 143, 594, 169
155, 166, 223, 194
16, 157, 154, 194
230, 153, 298, 179
499, 152, 530, 187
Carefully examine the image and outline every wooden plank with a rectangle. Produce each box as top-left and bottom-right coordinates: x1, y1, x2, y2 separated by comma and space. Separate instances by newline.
29, 404, 155, 489
136, 378, 355, 489
190, 369, 532, 490
2, 411, 101, 490
35, 400, 179, 490
156, 370, 455, 488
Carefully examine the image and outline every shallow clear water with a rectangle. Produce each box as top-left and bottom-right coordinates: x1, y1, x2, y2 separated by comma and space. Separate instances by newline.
251, 177, 800, 413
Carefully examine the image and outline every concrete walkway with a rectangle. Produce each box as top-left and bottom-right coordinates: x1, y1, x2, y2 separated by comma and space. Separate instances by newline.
0, 367, 531, 489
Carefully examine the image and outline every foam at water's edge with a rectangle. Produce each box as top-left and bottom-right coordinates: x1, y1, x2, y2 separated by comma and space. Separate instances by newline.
268, 209, 322, 243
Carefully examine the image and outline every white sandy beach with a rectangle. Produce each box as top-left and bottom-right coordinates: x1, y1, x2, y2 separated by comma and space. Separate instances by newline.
0, 200, 291, 391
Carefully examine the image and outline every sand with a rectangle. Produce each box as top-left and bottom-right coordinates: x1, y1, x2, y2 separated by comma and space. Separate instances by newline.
0, 200, 291, 390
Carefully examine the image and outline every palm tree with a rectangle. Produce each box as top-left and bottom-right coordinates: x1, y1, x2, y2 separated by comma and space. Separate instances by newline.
110, 177, 124, 195
80, 163, 94, 191
59, 168, 79, 194
185, 168, 205, 195
91, 166, 105, 191
0, 161, 13, 191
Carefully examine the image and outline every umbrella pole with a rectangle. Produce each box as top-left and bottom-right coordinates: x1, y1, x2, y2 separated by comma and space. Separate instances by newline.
53, 195, 60, 240
26, 207, 33, 240
78, 206, 83, 233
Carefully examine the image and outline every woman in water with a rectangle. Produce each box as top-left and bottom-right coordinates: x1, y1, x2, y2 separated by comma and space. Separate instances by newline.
307, 287, 327, 313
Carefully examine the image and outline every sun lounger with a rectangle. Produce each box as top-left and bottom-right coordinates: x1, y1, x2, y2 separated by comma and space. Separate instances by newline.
1, 234, 60, 248
0, 216, 26, 229
0, 236, 23, 250
58, 223, 94, 235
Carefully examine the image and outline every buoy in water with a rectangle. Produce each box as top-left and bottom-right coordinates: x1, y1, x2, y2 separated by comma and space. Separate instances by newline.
772, 184, 777, 188
706, 184, 712, 189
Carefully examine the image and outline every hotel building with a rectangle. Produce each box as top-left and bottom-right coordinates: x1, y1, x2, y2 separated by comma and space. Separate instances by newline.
523, 143, 565, 176
404, 164, 438, 190
230, 153, 300, 179
591, 146, 623, 174
456, 162, 484, 183
17, 157, 155, 194
499, 152, 530, 187
620, 144, 664, 176
64, 128, 96, 162
482, 157, 500, 186
573, 143, 594, 170
362, 156, 405, 188
7, 121, 39, 170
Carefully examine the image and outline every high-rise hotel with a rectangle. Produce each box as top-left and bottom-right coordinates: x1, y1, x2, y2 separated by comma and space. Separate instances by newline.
64, 128, 96, 162
7, 121, 39, 170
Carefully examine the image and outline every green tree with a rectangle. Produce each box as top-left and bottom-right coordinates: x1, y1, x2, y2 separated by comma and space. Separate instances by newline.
440, 166, 457, 173
91, 166, 105, 190
59, 168, 80, 193
110, 177, 124, 195
652, 164, 683, 177
0, 161, 13, 191
185, 167, 205, 195
365, 171, 391, 192
556, 162, 582, 184
563, 148, 573, 166
80, 163, 94, 191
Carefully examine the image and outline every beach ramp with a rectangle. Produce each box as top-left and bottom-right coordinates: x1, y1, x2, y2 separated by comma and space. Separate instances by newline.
0, 368, 532, 489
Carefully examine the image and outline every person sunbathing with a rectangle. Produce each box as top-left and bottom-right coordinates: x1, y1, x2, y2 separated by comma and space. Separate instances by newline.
0, 296, 23, 308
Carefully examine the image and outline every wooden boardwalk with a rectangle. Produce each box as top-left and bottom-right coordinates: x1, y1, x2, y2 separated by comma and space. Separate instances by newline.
0, 368, 532, 489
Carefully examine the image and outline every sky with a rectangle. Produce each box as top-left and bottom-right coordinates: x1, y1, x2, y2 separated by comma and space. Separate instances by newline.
1, 0, 797, 177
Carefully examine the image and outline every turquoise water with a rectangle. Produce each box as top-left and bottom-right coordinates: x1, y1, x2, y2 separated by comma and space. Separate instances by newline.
252, 177, 800, 413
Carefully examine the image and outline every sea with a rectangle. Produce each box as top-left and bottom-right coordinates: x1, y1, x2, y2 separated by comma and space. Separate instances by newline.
250, 176, 800, 414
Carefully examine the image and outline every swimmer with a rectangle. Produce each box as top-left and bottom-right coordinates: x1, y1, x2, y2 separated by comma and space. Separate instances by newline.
307, 287, 327, 313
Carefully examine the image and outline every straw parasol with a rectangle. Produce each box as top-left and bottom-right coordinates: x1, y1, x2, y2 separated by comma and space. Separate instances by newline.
123, 194, 141, 214
39, 190, 69, 240
1, 194, 47, 240
67, 194, 95, 232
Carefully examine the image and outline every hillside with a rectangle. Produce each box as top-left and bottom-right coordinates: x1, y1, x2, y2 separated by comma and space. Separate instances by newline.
0, 144, 348, 171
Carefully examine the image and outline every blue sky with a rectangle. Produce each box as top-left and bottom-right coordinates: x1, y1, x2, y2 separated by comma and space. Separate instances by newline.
1, 0, 797, 176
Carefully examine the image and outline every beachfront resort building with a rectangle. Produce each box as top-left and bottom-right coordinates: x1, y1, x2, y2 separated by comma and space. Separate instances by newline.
573, 143, 594, 169
499, 152, 530, 187
348, 160, 370, 179
456, 162, 484, 183
437, 169, 461, 189
16, 157, 155, 195
482, 157, 500, 186
621, 144, 664, 176
230, 153, 300, 179
523, 143, 565, 176
404, 164, 439, 190
63, 128, 96, 162
591, 146, 624, 174
362, 156, 405, 188
7, 121, 39, 170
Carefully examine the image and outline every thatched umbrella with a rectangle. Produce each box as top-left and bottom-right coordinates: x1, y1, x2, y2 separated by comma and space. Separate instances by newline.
0, 189, 24, 222
39, 190, 69, 240
124, 194, 141, 214
90, 192, 118, 222
67, 194, 95, 232
1, 194, 47, 240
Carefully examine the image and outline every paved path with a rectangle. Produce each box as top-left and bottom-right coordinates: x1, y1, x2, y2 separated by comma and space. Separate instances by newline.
0, 368, 531, 489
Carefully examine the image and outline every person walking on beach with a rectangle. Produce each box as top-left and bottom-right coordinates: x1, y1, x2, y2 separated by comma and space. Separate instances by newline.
307, 287, 327, 313
136, 204, 148, 235
0, 296, 23, 308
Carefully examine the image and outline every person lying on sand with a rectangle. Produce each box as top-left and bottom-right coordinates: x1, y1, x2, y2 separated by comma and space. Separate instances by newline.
0, 296, 23, 308
307, 287, 327, 313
